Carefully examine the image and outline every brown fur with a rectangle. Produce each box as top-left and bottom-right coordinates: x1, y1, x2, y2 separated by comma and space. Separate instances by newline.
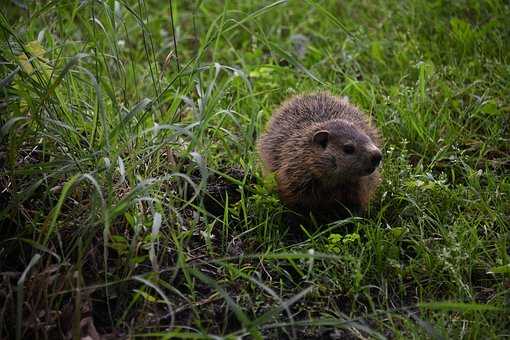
258, 92, 382, 218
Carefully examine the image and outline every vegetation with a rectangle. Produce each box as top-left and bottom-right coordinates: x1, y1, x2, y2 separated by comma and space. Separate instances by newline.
1, 0, 509, 338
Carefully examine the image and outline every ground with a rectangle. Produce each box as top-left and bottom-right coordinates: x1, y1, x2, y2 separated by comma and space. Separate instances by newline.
0, 1, 509, 339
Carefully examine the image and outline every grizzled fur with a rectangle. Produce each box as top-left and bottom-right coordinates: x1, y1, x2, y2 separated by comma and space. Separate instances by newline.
258, 92, 382, 218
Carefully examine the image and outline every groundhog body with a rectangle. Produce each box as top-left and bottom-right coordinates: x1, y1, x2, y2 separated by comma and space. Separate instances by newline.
258, 92, 382, 218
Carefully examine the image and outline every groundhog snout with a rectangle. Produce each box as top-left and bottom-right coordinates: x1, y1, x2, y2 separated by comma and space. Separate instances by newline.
370, 149, 382, 168
363, 146, 382, 175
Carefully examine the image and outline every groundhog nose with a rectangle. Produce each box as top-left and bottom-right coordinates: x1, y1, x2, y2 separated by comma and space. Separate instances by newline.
371, 150, 382, 167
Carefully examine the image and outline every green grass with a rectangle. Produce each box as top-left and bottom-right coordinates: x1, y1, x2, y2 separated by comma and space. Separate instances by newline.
1, 0, 509, 338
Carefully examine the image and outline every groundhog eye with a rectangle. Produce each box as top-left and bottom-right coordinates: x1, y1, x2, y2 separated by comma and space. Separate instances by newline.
343, 143, 355, 154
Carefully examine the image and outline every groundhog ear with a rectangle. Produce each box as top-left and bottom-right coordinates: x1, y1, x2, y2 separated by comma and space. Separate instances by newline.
313, 130, 329, 148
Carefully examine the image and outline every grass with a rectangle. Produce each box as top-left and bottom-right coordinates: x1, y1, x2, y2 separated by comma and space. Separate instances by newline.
1, 0, 509, 338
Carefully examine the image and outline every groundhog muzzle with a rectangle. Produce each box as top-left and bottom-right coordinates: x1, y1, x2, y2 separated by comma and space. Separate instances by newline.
258, 92, 382, 217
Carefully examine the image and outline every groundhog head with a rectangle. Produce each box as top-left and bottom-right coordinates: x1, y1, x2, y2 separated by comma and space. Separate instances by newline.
309, 119, 382, 183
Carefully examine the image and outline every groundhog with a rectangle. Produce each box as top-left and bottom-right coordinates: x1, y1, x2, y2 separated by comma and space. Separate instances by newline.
258, 92, 382, 219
